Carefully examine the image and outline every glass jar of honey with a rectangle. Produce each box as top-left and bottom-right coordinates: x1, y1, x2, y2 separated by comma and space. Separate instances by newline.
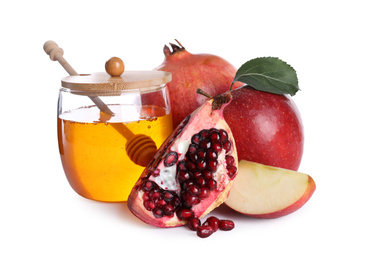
57, 70, 173, 202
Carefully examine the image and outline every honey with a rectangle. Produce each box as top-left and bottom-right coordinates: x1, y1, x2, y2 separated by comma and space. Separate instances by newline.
58, 104, 173, 202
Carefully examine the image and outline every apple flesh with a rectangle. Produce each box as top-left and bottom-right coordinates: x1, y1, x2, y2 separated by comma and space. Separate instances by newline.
224, 86, 304, 171
225, 160, 315, 219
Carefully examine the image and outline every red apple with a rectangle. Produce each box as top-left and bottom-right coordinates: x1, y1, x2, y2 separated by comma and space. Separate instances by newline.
225, 160, 315, 218
224, 86, 304, 171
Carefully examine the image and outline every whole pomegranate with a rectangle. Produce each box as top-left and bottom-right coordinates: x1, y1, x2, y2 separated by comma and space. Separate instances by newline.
224, 86, 304, 171
155, 40, 242, 128
128, 90, 238, 232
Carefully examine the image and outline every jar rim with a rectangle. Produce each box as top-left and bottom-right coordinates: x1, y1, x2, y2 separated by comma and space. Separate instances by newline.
59, 84, 166, 96
61, 71, 172, 93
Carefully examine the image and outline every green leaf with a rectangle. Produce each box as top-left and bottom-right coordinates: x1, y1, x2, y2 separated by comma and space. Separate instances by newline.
232, 57, 299, 96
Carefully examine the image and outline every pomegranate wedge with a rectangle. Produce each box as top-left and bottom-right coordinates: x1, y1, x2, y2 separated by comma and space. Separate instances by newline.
128, 91, 238, 228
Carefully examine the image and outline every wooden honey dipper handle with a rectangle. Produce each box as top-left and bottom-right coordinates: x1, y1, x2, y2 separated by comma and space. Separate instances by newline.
44, 40, 114, 117
44, 41, 78, 76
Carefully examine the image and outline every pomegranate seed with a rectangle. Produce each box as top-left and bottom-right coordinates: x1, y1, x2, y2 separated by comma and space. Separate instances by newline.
199, 139, 211, 149
188, 151, 198, 162
157, 199, 166, 206
149, 191, 161, 199
191, 134, 201, 145
196, 149, 206, 159
209, 130, 221, 142
196, 159, 206, 170
219, 220, 235, 231
204, 216, 220, 232
197, 225, 214, 238
177, 161, 186, 171
193, 170, 202, 179
143, 200, 155, 211
225, 155, 235, 166
165, 211, 174, 218
141, 180, 155, 192
152, 208, 164, 218
207, 179, 217, 190
203, 170, 213, 180
195, 177, 206, 187
186, 161, 196, 171
172, 197, 181, 208
207, 160, 217, 172
222, 140, 231, 151
177, 208, 193, 220
182, 180, 195, 190
212, 142, 222, 153
164, 151, 178, 167
163, 204, 175, 215
162, 191, 174, 201
186, 196, 200, 206
227, 165, 237, 178
178, 170, 191, 183
199, 187, 210, 199
206, 149, 217, 159
219, 129, 228, 142
187, 218, 201, 231
187, 185, 200, 195
188, 144, 198, 153
199, 129, 210, 138
142, 192, 150, 201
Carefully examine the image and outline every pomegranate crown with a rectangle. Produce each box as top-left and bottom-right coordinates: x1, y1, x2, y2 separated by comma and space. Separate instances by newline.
163, 39, 185, 57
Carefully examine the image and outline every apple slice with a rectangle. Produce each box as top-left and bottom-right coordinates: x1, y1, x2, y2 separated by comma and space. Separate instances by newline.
225, 160, 316, 218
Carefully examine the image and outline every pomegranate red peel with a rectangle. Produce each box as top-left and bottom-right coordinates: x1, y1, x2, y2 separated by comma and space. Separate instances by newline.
127, 91, 238, 228
155, 39, 242, 128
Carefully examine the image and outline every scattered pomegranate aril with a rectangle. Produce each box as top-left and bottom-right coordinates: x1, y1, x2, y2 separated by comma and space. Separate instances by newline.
189, 216, 234, 238
203, 216, 220, 232
187, 218, 201, 231
219, 220, 235, 231
127, 91, 238, 228
197, 225, 214, 238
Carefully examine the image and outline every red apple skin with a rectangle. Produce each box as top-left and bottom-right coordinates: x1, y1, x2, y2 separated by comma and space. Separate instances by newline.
237, 175, 316, 219
224, 86, 304, 171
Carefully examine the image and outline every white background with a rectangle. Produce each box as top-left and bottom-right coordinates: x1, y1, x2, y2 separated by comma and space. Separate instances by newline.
1, 0, 365, 259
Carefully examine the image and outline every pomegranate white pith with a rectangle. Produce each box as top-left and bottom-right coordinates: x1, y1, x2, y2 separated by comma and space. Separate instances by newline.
128, 92, 238, 228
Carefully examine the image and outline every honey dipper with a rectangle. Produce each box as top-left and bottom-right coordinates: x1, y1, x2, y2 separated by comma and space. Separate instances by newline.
44, 40, 157, 167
